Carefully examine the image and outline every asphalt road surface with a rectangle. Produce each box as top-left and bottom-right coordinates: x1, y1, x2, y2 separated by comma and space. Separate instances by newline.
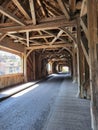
0, 74, 66, 130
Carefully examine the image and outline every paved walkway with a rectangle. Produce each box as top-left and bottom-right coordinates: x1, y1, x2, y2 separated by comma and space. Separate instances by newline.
0, 75, 52, 101
43, 78, 92, 130
0, 81, 39, 101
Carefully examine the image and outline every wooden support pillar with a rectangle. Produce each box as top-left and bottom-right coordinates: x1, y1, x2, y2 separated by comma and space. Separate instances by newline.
52, 62, 58, 73
80, 47, 85, 98
33, 51, 36, 80
75, 51, 78, 82
24, 51, 27, 82
72, 47, 77, 82
87, 0, 98, 129
38, 55, 42, 79
77, 18, 81, 96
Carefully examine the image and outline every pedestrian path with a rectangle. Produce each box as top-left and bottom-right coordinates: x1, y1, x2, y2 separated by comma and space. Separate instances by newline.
0, 81, 39, 101
43, 78, 92, 130
0, 75, 54, 101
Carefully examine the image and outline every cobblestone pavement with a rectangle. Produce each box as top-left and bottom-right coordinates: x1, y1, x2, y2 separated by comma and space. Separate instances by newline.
43, 77, 92, 130
0, 74, 65, 130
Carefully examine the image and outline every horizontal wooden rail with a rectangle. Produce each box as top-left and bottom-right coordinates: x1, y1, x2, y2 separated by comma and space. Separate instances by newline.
0, 73, 24, 89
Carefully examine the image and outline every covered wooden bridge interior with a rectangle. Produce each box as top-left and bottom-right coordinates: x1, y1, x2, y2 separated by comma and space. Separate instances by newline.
0, 0, 98, 129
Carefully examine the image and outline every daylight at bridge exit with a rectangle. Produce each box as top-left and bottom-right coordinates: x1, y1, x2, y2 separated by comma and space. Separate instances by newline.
0, 0, 98, 130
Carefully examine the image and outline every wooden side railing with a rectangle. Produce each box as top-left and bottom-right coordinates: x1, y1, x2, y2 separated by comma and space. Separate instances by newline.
0, 73, 24, 89
82, 79, 91, 99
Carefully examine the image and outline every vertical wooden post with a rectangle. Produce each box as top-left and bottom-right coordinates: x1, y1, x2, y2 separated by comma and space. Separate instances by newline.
77, 18, 81, 97
72, 47, 77, 82
33, 51, 36, 80
87, 0, 98, 129
38, 55, 41, 79
23, 51, 27, 82
75, 51, 78, 82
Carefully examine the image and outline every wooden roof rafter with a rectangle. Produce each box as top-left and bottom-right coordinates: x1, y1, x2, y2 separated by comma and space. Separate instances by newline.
43, 1, 62, 16
57, 0, 70, 20
12, 0, 31, 20
0, 5, 25, 26
29, 0, 36, 25
80, 0, 87, 17
37, 0, 47, 17
69, 0, 76, 13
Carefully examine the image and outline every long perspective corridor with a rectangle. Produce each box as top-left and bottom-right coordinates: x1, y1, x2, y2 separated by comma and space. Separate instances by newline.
0, 0, 98, 129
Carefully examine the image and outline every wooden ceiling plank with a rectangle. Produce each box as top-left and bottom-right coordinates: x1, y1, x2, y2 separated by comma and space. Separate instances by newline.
57, 0, 70, 20
29, 0, 36, 25
12, 0, 31, 20
0, 6, 25, 26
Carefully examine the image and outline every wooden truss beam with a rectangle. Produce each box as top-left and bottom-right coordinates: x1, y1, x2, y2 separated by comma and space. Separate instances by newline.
29, 0, 36, 25
26, 43, 73, 50
12, 0, 31, 20
8, 34, 43, 46
50, 30, 63, 45
59, 27, 77, 43
81, 39, 90, 66
80, 18, 88, 40
44, 30, 69, 44
57, 0, 70, 20
30, 35, 55, 39
0, 19, 76, 34
0, 6, 25, 26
